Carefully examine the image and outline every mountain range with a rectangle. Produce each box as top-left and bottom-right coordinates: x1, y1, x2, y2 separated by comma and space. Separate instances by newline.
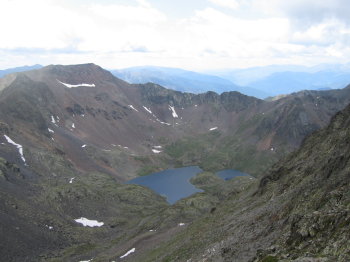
0, 63, 349, 261
0, 64, 42, 78
212, 63, 350, 97
111, 66, 269, 98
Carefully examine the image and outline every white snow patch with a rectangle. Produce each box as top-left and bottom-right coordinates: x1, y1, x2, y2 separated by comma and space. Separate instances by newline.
270, 147, 274, 151
74, 217, 104, 227
123, 146, 129, 149
79, 260, 92, 262
194, 104, 198, 107
82, 144, 87, 148
69, 177, 75, 184
156, 119, 171, 126
48, 128, 54, 133
128, 105, 139, 112
72, 123, 75, 129
143, 106, 153, 114
149, 229, 156, 232
51, 115, 56, 124
111, 144, 116, 147
4, 135, 26, 164
153, 145, 162, 149
45, 225, 53, 230
152, 149, 162, 154
57, 80, 95, 88
209, 127, 218, 131
178, 223, 185, 226
120, 248, 136, 259
169, 105, 178, 118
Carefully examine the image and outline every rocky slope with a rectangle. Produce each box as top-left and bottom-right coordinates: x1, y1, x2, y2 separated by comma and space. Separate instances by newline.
0, 63, 350, 261
134, 97, 350, 262
1, 63, 350, 178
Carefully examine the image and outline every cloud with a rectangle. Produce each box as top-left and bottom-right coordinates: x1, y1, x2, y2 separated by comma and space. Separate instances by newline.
279, 0, 350, 26
1, 0, 350, 70
88, 2, 166, 25
208, 0, 239, 10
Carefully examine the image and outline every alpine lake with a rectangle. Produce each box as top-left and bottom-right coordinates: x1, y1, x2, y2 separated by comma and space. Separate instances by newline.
126, 166, 250, 204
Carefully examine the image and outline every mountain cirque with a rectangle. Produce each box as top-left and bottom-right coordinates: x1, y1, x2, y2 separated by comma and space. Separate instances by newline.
0, 63, 349, 261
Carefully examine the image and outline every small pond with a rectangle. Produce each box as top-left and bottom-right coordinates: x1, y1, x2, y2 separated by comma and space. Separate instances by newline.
215, 169, 249, 181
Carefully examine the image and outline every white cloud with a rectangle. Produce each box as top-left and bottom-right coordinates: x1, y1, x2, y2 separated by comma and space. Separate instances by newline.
209, 0, 239, 10
88, 2, 166, 25
0, 0, 350, 70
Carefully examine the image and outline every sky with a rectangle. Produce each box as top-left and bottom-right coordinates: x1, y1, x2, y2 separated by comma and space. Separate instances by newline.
1, 0, 350, 71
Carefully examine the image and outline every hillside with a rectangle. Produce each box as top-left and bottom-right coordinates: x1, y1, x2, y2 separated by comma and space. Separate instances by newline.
0, 63, 350, 261
132, 85, 350, 262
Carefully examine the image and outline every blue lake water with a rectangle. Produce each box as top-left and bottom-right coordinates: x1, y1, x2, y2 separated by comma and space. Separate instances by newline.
216, 169, 249, 180
126, 166, 204, 204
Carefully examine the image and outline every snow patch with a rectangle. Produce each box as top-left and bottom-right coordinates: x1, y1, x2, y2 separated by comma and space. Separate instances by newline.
209, 127, 218, 131
69, 177, 75, 184
48, 128, 54, 133
4, 135, 26, 164
82, 144, 87, 148
45, 225, 53, 230
51, 115, 59, 125
128, 105, 139, 112
156, 119, 171, 126
51, 116, 56, 124
194, 104, 198, 107
143, 106, 153, 114
72, 123, 75, 129
153, 145, 162, 149
120, 248, 135, 259
169, 105, 178, 118
74, 217, 104, 227
152, 149, 162, 154
57, 80, 95, 88
178, 223, 185, 226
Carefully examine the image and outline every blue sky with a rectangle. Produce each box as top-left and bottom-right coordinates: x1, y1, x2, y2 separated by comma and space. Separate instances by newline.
0, 0, 350, 70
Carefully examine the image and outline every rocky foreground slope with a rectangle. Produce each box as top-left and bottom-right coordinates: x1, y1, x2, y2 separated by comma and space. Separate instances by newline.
0, 64, 349, 261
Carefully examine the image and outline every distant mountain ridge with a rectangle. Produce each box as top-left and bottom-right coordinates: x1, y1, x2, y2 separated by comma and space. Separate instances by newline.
211, 63, 350, 97
0, 64, 42, 78
111, 66, 269, 98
